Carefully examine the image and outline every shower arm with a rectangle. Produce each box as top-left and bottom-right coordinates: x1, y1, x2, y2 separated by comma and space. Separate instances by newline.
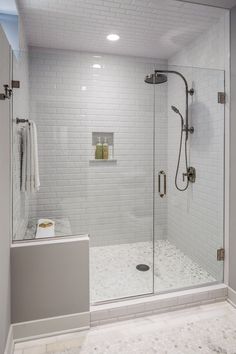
154, 70, 194, 140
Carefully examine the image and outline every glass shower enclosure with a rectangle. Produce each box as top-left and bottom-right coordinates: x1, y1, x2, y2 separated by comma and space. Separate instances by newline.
12, 49, 225, 303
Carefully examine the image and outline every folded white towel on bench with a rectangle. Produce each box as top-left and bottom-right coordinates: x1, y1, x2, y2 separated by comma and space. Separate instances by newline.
36, 219, 55, 238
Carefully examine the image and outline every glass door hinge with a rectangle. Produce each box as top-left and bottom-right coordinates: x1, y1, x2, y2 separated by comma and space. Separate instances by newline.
218, 92, 226, 104
12, 80, 20, 88
217, 248, 225, 261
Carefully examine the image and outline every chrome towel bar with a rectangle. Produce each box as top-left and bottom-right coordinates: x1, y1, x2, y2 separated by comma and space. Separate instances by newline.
16, 118, 29, 124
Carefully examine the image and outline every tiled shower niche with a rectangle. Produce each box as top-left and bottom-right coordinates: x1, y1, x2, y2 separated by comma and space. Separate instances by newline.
90, 132, 115, 162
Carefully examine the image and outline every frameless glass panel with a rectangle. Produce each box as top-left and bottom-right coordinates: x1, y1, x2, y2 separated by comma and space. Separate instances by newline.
12, 50, 30, 242
12, 49, 156, 302
154, 64, 225, 293
88, 56, 155, 302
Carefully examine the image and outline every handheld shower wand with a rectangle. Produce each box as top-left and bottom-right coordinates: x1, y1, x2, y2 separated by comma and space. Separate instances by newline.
154, 70, 195, 191
171, 105, 195, 191
171, 105, 194, 139
171, 105, 184, 123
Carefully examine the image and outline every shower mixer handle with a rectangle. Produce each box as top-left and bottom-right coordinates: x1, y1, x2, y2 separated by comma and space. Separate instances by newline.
182, 167, 196, 183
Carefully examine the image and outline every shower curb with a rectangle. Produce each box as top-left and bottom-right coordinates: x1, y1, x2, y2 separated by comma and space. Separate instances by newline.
90, 284, 227, 326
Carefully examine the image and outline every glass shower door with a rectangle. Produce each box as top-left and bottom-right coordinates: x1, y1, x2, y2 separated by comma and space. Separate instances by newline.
89, 60, 156, 302
154, 65, 225, 294
12, 48, 156, 303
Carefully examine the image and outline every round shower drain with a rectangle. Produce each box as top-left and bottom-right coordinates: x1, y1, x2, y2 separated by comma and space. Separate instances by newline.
136, 264, 150, 272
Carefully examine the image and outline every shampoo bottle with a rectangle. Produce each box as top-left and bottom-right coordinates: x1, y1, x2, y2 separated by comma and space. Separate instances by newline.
103, 137, 109, 160
95, 137, 103, 159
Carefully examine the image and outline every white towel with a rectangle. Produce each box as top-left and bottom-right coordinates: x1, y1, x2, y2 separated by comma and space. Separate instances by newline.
36, 219, 55, 238
21, 120, 40, 193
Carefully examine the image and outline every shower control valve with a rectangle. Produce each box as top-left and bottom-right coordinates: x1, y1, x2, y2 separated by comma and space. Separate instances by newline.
182, 167, 196, 183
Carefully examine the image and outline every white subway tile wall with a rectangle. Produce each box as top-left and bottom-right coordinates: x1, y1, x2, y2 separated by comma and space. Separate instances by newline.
27, 48, 167, 246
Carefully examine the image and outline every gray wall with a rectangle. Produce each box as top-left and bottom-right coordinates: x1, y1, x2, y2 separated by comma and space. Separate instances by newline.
11, 236, 89, 323
0, 25, 11, 354
230, 6, 236, 291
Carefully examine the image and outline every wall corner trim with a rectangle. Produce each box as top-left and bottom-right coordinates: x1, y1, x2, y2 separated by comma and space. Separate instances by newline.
4, 326, 14, 354
227, 287, 236, 308
12, 311, 90, 343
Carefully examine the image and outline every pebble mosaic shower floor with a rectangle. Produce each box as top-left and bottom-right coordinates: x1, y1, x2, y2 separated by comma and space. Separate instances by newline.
90, 240, 215, 303
14, 302, 236, 354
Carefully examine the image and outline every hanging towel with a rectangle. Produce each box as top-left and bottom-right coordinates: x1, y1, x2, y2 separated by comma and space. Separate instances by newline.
21, 120, 40, 193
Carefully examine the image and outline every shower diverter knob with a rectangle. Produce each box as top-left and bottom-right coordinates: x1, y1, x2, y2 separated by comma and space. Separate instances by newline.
183, 167, 196, 183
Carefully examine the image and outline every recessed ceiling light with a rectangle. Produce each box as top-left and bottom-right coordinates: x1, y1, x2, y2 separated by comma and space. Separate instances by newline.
92, 64, 102, 69
107, 34, 120, 41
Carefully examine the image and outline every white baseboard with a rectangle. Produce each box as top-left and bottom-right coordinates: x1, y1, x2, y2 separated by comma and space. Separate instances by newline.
9, 285, 231, 345
227, 287, 236, 308
13, 311, 90, 343
4, 325, 14, 354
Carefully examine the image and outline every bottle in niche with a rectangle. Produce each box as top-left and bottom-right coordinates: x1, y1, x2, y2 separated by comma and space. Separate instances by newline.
103, 137, 109, 160
95, 137, 103, 159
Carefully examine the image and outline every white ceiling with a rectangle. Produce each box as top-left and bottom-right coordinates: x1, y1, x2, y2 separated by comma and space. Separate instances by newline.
0, 0, 18, 15
178, 0, 236, 9
17, 0, 226, 59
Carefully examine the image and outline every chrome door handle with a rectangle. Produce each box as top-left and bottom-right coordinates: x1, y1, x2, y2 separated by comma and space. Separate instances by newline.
158, 170, 166, 198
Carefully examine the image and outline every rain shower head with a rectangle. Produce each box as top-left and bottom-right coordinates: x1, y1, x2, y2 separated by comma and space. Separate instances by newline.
144, 73, 167, 84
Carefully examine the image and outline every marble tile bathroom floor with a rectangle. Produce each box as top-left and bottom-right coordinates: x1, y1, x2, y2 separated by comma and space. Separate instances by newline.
90, 240, 216, 303
14, 302, 236, 354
